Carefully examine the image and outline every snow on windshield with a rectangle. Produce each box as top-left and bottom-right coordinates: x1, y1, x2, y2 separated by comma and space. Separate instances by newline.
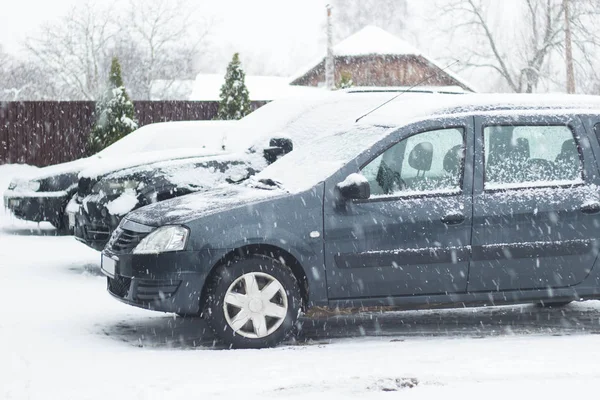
255, 125, 392, 193
228, 91, 400, 151
97, 121, 235, 157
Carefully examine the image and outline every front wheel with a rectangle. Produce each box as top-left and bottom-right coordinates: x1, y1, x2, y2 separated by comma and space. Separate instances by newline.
204, 256, 302, 348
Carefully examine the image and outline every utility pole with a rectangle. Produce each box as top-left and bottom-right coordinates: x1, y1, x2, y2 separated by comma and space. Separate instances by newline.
325, 4, 335, 90
564, 0, 575, 93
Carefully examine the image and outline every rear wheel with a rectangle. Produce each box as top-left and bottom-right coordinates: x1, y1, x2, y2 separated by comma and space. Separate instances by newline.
204, 256, 302, 348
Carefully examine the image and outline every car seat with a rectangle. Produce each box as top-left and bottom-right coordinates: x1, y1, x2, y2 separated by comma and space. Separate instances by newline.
554, 139, 580, 180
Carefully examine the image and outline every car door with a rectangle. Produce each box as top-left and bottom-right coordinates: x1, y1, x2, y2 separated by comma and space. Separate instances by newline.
468, 113, 600, 292
324, 117, 475, 300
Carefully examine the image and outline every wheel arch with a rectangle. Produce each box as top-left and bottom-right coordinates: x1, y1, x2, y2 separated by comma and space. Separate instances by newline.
200, 244, 310, 312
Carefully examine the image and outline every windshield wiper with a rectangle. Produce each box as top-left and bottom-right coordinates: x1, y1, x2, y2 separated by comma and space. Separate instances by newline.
249, 178, 285, 191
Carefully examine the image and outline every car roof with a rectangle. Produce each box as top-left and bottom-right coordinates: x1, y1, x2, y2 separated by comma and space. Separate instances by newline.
360, 93, 600, 127
338, 86, 469, 94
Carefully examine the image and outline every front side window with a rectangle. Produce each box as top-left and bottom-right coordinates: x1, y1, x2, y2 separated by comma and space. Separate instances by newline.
484, 125, 583, 189
361, 128, 465, 197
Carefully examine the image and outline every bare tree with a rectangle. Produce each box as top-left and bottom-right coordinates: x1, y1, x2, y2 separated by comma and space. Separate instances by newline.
123, 0, 211, 99
22, 0, 210, 100
331, 0, 409, 41
563, 0, 600, 93
25, 1, 117, 100
0, 45, 9, 72
0, 46, 58, 101
436, 0, 600, 93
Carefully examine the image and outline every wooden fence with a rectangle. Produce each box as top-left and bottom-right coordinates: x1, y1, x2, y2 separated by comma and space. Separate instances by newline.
0, 101, 266, 167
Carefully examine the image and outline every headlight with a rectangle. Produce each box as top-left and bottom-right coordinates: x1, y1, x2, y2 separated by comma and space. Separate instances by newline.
133, 226, 189, 254
91, 179, 138, 196
25, 180, 41, 191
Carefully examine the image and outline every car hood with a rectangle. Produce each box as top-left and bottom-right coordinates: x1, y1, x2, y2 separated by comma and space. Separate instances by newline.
125, 184, 287, 227
78, 148, 227, 179
15, 156, 100, 182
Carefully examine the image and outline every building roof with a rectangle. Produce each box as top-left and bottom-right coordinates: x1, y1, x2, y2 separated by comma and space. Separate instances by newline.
333, 25, 422, 57
289, 25, 476, 92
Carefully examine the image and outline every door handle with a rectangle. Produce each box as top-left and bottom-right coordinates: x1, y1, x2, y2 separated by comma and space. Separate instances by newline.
441, 213, 465, 225
580, 202, 600, 214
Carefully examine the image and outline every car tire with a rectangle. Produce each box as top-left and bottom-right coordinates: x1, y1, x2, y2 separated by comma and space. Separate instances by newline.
204, 255, 302, 349
537, 300, 572, 308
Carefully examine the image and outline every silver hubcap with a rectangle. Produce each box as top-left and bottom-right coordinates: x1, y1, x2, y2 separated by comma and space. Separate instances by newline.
223, 272, 288, 339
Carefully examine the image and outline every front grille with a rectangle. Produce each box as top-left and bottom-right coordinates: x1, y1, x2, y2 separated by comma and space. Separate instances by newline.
109, 228, 149, 253
84, 225, 111, 241
108, 276, 131, 298
135, 279, 181, 301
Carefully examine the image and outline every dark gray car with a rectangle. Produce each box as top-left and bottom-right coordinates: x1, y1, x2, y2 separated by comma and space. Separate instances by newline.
99, 94, 600, 348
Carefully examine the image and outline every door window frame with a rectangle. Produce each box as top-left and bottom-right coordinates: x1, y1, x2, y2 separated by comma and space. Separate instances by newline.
356, 124, 468, 203
475, 115, 589, 195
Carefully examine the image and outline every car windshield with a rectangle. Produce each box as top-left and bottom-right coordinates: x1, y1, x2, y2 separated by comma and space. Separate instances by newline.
228, 92, 398, 150
97, 121, 233, 158
253, 124, 392, 193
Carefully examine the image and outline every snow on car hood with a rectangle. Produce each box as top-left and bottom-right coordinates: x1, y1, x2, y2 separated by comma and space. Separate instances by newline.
79, 148, 226, 179
126, 183, 286, 226
12, 156, 99, 182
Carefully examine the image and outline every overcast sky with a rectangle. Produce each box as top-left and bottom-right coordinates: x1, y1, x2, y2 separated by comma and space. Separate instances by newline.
0, 0, 496, 88
1, 0, 333, 76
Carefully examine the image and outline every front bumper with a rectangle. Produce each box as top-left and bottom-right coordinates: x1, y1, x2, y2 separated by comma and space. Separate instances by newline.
101, 250, 206, 314
3, 190, 68, 224
72, 198, 121, 251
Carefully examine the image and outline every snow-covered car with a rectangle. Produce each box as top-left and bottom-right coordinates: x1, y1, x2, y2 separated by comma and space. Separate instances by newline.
73, 89, 459, 250
3, 121, 235, 233
101, 93, 600, 348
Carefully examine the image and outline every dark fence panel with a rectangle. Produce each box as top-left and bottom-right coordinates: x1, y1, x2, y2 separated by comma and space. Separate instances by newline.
0, 100, 267, 167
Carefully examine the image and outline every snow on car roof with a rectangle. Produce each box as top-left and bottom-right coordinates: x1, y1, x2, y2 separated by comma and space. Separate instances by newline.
97, 120, 236, 157
80, 121, 238, 179
358, 93, 600, 126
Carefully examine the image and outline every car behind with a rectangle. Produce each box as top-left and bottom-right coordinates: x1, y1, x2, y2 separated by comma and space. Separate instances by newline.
74, 89, 450, 249
3, 120, 235, 232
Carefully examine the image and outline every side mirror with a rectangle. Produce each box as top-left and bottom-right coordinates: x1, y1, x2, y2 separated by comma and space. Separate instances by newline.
263, 137, 294, 164
336, 173, 370, 200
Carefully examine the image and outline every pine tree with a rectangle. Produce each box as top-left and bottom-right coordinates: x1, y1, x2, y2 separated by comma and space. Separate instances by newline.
216, 53, 251, 120
88, 57, 138, 154
336, 71, 354, 90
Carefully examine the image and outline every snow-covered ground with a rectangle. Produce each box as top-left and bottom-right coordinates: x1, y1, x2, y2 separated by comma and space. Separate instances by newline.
2, 164, 600, 399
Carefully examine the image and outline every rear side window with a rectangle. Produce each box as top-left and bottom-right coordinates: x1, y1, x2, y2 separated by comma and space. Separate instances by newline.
361, 127, 465, 197
484, 125, 583, 190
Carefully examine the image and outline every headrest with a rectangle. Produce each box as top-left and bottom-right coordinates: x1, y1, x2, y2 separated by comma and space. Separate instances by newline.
443, 144, 463, 173
408, 142, 433, 171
